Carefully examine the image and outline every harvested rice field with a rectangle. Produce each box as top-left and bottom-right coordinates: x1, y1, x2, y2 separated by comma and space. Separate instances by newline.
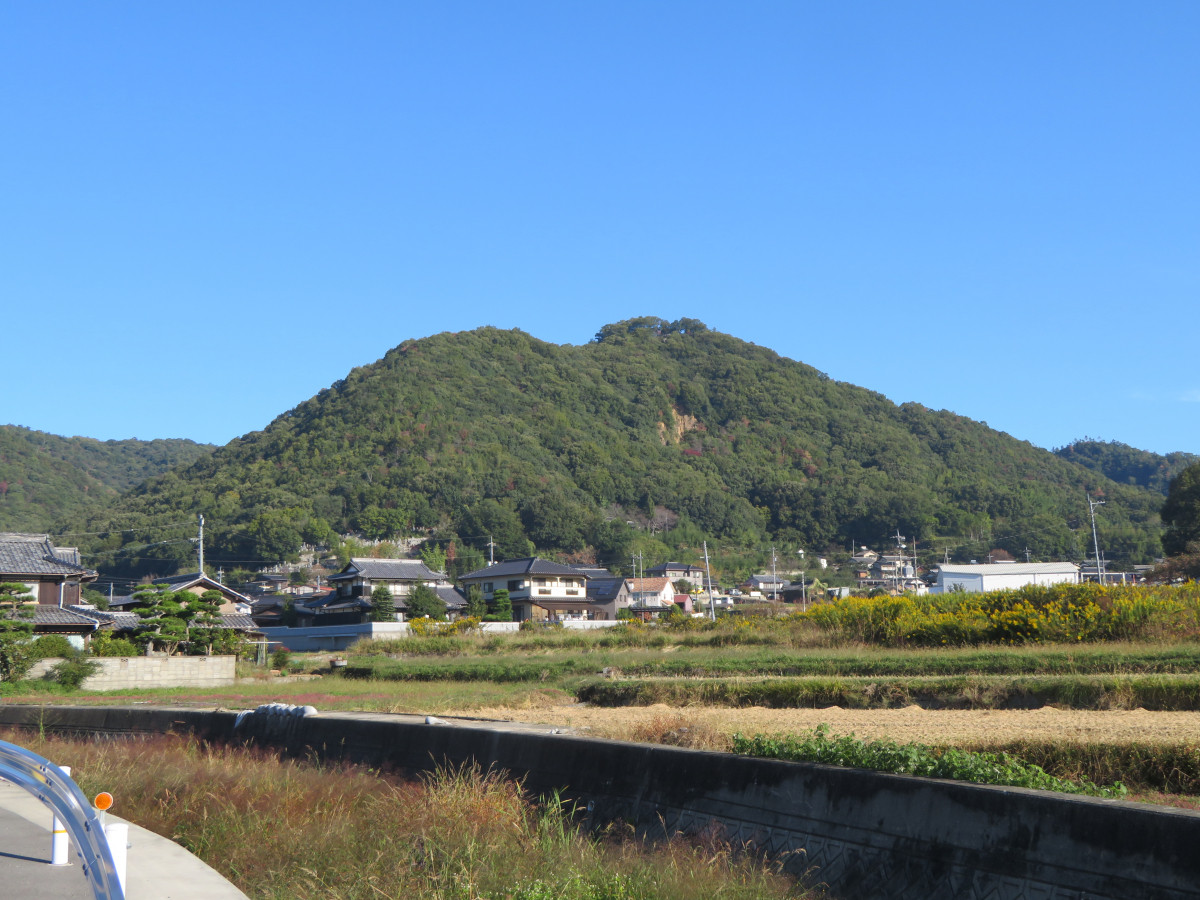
447, 701, 1200, 745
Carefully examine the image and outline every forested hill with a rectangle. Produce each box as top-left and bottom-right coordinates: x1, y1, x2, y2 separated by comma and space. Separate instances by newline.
1054, 440, 1199, 496
0, 426, 214, 532
72, 319, 1166, 578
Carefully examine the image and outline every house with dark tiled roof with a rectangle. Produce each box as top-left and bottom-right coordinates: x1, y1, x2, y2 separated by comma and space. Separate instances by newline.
646, 562, 707, 588
327, 558, 449, 621
458, 558, 594, 622
109, 572, 252, 614
0, 533, 98, 607
585, 575, 632, 619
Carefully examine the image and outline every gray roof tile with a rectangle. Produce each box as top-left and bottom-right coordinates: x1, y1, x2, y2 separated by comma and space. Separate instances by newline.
0, 533, 97, 579
329, 559, 446, 582
461, 557, 589, 580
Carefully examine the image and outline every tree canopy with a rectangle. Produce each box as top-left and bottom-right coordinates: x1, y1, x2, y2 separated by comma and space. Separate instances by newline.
1162, 463, 1200, 558
61, 322, 1169, 578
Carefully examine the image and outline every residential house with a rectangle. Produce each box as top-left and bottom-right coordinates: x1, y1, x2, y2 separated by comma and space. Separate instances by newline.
646, 562, 707, 589
458, 558, 591, 622
109, 572, 253, 614
933, 562, 1080, 594
0, 533, 97, 607
624, 577, 678, 619
584, 575, 632, 620
328, 558, 449, 620
741, 574, 788, 598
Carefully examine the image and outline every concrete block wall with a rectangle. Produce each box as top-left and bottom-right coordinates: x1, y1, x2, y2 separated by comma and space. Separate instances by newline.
2, 705, 1198, 900
25, 656, 236, 690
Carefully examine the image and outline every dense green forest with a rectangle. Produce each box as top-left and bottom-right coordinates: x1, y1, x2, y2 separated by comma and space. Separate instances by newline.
1054, 440, 1198, 496
61, 319, 1170, 581
0, 426, 213, 532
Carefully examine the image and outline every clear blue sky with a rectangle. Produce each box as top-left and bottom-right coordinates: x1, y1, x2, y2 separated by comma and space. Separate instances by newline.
3, 3, 1197, 455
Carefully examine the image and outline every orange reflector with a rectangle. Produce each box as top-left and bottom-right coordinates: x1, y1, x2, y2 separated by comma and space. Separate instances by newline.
94, 792, 114, 811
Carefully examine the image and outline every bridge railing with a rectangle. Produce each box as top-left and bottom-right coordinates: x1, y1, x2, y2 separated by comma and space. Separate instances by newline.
0, 738, 125, 900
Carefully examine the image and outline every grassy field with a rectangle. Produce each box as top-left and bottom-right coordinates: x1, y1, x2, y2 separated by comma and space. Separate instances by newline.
0, 728, 808, 900
6, 583, 1200, 808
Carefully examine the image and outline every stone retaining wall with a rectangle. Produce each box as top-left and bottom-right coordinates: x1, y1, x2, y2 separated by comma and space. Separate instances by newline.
1, 705, 1198, 900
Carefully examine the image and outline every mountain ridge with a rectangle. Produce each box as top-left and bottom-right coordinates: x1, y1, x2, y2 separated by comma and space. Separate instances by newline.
62, 318, 1166, 578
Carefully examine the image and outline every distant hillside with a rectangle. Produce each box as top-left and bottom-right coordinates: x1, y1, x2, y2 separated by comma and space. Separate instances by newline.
1055, 440, 1199, 496
0, 425, 214, 532
70, 319, 1166, 578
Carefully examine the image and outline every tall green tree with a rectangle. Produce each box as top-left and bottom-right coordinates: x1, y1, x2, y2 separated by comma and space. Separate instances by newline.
487, 588, 512, 622
370, 584, 396, 622
0, 582, 36, 681
465, 584, 486, 618
1162, 463, 1200, 557
405, 584, 446, 620
132, 585, 194, 656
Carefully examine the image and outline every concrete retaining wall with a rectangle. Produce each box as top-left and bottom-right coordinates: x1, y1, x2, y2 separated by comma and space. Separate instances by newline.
25, 656, 236, 690
1, 705, 1197, 900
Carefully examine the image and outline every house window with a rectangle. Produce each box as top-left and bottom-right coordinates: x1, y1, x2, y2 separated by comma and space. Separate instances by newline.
538, 589, 551, 595
507, 580, 521, 592
534, 578, 546, 585
566, 589, 579, 596
483, 582, 493, 593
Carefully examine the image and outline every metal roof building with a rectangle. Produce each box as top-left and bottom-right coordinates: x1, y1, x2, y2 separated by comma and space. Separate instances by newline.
933, 562, 1080, 594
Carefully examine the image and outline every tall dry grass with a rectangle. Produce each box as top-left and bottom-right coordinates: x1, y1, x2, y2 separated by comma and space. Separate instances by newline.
0, 728, 808, 900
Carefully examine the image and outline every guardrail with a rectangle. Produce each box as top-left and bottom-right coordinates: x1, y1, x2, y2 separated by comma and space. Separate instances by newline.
0, 739, 125, 900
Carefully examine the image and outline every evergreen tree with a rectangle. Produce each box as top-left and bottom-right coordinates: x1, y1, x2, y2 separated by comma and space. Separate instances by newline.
488, 588, 512, 622
0, 582, 36, 681
132, 585, 194, 656
1162, 463, 1200, 557
370, 584, 396, 622
465, 584, 486, 618
406, 584, 446, 620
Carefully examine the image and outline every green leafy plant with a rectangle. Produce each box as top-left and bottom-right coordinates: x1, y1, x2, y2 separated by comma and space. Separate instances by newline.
49, 656, 100, 690
732, 725, 1126, 798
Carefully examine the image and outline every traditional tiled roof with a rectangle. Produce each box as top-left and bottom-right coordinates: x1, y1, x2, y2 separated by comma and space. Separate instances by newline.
329, 558, 446, 582
219, 614, 262, 631
0, 533, 97, 579
628, 577, 671, 593
461, 557, 588, 580
65, 606, 141, 630
33, 606, 100, 627
434, 585, 468, 610
648, 562, 705, 575
147, 573, 253, 605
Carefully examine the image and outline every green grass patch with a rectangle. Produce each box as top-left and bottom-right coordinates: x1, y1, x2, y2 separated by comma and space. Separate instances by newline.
732, 726, 1126, 798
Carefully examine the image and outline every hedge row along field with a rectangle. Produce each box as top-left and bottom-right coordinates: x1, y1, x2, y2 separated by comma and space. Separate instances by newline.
346, 645, 1200, 681
576, 674, 1200, 711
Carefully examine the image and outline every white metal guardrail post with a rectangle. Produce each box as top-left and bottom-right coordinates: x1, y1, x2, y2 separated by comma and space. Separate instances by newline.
0, 739, 126, 900
51, 764, 71, 865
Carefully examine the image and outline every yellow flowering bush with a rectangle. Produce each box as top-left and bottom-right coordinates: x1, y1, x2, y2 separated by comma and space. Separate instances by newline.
797, 584, 1200, 647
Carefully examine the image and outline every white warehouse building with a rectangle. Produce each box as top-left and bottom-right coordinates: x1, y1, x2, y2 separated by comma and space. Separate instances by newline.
933, 561, 1080, 594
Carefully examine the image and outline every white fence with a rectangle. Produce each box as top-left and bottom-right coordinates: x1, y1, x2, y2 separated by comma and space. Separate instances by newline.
262, 618, 620, 651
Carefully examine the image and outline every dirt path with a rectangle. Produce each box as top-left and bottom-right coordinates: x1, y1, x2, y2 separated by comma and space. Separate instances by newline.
448, 701, 1200, 745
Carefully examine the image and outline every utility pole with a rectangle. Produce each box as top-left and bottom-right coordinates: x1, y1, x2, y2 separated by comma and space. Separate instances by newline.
197, 514, 205, 575
487, 536, 496, 566
1024, 547, 1032, 564
1088, 493, 1106, 585
703, 541, 716, 622
770, 545, 778, 602
798, 549, 807, 611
